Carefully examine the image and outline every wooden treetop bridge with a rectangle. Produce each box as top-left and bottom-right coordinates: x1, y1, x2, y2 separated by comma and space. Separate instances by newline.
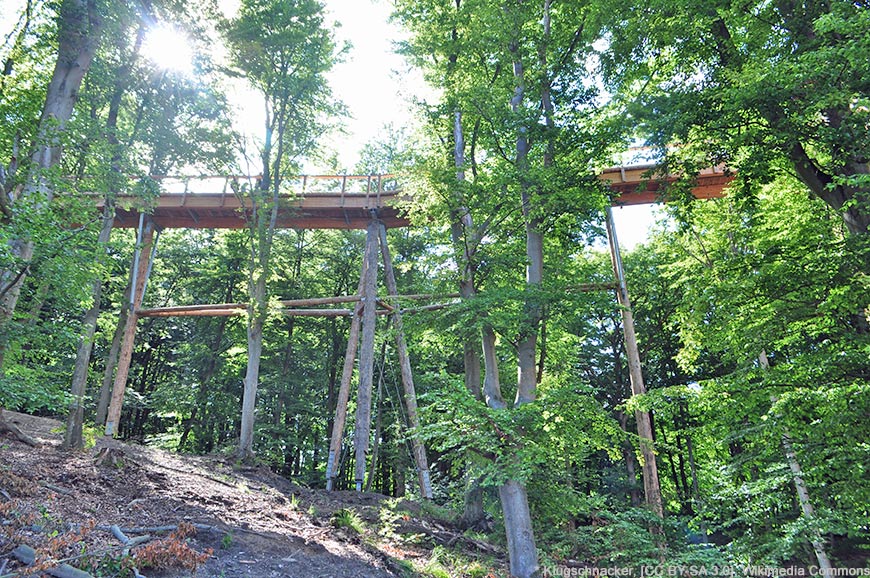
99, 165, 733, 230
100, 164, 733, 498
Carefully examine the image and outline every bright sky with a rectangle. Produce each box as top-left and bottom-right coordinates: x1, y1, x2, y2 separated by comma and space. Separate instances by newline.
0, 0, 656, 248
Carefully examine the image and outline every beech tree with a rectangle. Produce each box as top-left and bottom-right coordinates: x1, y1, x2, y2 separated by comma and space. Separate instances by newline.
62, 0, 236, 449
222, 0, 339, 461
634, 180, 870, 564
0, 0, 102, 367
396, 0, 612, 574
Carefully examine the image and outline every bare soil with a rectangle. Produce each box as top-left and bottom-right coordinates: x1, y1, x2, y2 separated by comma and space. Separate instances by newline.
0, 411, 505, 578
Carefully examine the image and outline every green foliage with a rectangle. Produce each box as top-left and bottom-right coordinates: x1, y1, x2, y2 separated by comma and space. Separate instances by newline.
222, 0, 341, 166
330, 507, 365, 534
597, 0, 870, 232
1, 0, 868, 570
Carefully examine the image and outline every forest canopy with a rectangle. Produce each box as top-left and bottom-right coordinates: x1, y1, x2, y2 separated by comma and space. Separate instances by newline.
0, 0, 867, 575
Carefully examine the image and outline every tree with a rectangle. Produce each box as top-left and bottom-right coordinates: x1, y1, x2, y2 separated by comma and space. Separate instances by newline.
0, 0, 102, 365
222, 0, 339, 461
597, 0, 870, 235
59, 0, 237, 448
638, 181, 870, 564
395, 0, 610, 574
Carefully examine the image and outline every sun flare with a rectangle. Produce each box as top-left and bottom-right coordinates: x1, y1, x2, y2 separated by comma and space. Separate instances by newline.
144, 23, 195, 75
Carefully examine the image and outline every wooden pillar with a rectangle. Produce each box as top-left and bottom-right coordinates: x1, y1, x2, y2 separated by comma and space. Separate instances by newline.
604, 207, 664, 518
104, 215, 156, 437
352, 217, 380, 491
326, 247, 369, 490
378, 223, 433, 499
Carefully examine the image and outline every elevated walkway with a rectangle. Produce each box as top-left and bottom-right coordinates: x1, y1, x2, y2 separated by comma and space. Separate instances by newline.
98, 167, 733, 229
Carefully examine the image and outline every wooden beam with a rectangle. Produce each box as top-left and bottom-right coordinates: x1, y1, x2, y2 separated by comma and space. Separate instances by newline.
379, 222, 433, 499
135, 304, 453, 318
137, 295, 363, 317
137, 308, 358, 318
605, 206, 664, 518
326, 258, 368, 491
105, 216, 156, 437
353, 218, 380, 491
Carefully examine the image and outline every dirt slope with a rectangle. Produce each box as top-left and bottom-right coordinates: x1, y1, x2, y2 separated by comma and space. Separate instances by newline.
0, 411, 504, 578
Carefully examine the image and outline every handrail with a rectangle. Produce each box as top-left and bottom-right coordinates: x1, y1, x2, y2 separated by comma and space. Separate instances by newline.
78, 174, 402, 196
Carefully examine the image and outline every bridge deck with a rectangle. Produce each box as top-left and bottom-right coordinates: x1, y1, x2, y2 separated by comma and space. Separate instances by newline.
101, 168, 732, 229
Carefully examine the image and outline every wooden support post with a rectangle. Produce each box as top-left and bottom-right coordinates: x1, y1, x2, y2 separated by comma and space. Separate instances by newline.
104, 216, 156, 437
378, 223, 433, 499
604, 207, 664, 518
326, 239, 369, 491
352, 217, 380, 491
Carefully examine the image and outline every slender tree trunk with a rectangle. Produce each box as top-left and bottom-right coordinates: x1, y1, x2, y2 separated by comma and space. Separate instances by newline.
26, 281, 50, 327
95, 281, 130, 426
759, 352, 833, 572
481, 325, 505, 409
685, 431, 708, 542
618, 411, 643, 506
657, 421, 685, 512
238, 273, 266, 461
64, 16, 145, 450
178, 300, 231, 450
237, 123, 281, 460
63, 202, 114, 449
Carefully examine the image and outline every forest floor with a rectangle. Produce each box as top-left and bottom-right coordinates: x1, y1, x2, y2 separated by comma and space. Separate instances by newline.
0, 411, 505, 578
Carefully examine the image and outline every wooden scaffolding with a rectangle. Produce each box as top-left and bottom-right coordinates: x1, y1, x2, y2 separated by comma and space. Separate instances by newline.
97, 167, 734, 499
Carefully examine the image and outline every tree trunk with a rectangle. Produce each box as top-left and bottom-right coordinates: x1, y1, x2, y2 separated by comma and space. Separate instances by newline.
237, 130, 281, 460
448, 107, 488, 524
498, 480, 539, 578
0, 0, 102, 333
494, 11, 542, 575
64, 15, 144, 449
238, 273, 266, 461
760, 352, 833, 572
95, 282, 130, 426
63, 201, 114, 449
618, 411, 643, 506
178, 298, 232, 450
